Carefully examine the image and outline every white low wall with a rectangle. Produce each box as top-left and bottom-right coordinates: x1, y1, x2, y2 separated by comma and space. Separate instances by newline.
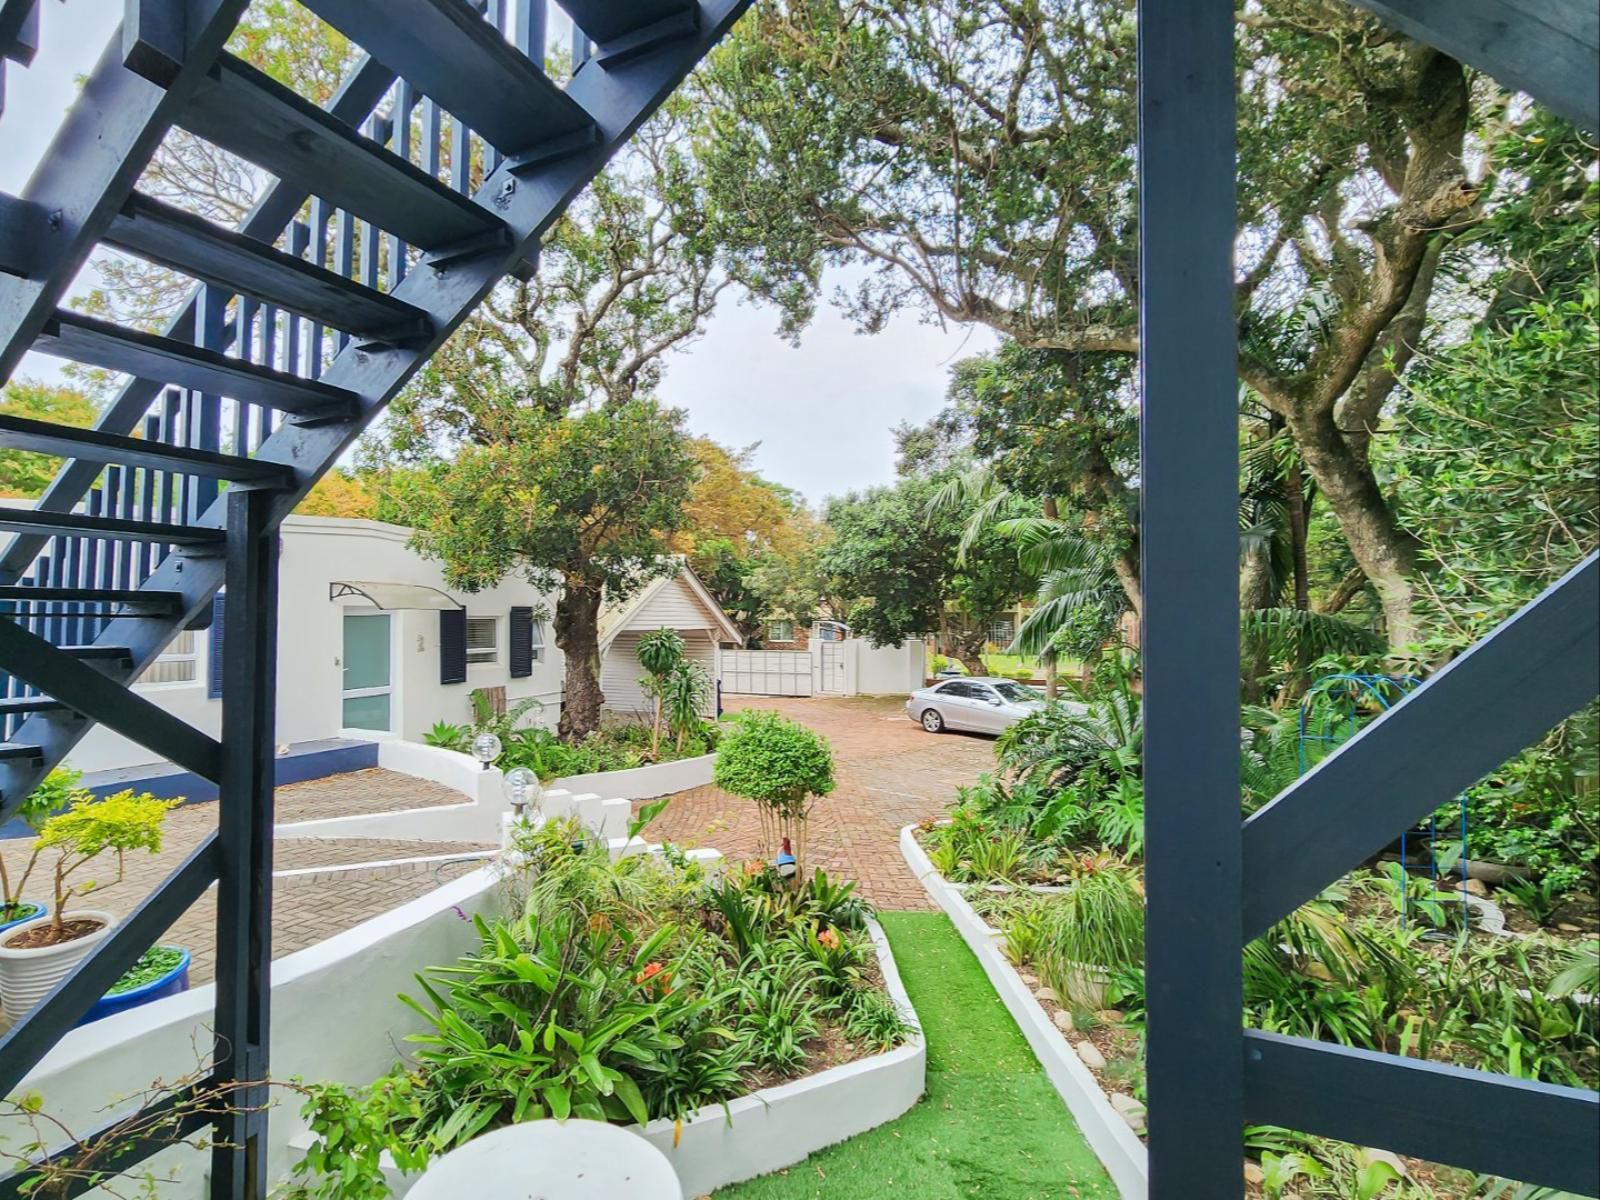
1, 866, 506, 1197
547, 751, 715, 801
900, 825, 1147, 1199
276, 746, 714, 845
373, 917, 925, 1198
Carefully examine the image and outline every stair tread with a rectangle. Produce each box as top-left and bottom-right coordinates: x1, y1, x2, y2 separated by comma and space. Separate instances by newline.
0, 412, 298, 485
563, 0, 695, 47
0, 586, 183, 609
180, 54, 506, 250
106, 193, 433, 342
299, 0, 593, 157
0, 742, 43, 759
0, 696, 65, 713
34, 310, 358, 421
0, 505, 225, 546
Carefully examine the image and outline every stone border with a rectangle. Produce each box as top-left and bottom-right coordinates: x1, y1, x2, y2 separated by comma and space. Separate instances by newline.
900, 824, 1148, 1199
377, 916, 926, 1198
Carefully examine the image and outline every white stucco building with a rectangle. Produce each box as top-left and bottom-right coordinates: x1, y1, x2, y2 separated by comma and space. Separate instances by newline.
65, 515, 566, 775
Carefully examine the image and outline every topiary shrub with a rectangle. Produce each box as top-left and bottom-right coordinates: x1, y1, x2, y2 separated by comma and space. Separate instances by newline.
713, 709, 835, 878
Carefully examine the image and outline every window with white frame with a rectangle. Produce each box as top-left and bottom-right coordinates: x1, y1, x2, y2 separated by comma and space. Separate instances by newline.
767, 619, 795, 643
467, 616, 499, 665
139, 629, 198, 686
529, 620, 545, 662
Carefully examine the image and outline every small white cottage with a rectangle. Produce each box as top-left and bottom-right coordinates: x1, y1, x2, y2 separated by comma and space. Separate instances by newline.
598, 565, 743, 719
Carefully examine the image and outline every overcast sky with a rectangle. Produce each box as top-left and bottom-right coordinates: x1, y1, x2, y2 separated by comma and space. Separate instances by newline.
3, 2, 997, 509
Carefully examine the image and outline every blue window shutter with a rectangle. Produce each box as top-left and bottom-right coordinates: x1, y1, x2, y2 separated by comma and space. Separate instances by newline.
440, 608, 467, 684
509, 607, 534, 678
208, 593, 226, 699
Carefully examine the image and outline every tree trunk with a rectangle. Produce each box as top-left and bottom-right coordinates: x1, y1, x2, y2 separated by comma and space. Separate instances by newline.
1285, 457, 1311, 611
1288, 407, 1422, 651
556, 583, 606, 740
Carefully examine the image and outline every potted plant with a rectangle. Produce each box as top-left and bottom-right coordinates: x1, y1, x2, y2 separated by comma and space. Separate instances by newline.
80, 944, 193, 1025
0, 766, 88, 934
1037, 860, 1145, 1007
712, 709, 835, 883
0, 789, 178, 1018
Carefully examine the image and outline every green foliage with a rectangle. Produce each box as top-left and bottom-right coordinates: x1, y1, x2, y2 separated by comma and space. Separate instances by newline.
421, 721, 470, 752
0, 382, 98, 498
713, 709, 835, 814
1035, 864, 1145, 997
817, 470, 1032, 653
29, 790, 179, 935
637, 628, 685, 679
106, 946, 186, 996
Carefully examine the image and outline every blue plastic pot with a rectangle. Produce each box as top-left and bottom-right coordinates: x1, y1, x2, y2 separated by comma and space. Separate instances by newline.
80, 947, 191, 1025
0, 902, 45, 936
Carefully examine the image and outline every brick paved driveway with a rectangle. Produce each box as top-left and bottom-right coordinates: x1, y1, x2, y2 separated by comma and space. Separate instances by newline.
637, 696, 996, 910
0, 769, 492, 990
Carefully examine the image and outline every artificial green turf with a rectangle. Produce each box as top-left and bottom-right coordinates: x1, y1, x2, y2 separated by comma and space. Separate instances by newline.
714, 911, 1117, 1200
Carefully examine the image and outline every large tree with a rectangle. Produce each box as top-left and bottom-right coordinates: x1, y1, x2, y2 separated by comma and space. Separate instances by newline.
695, 0, 1555, 651
371, 100, 725, 738
820, 471, 1032, 671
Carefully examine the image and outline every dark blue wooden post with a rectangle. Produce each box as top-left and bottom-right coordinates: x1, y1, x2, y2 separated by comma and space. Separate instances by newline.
1137, 1, 1242, 1194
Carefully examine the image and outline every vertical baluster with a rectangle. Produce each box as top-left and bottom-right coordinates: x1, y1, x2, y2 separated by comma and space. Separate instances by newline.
361, 117, 383, 297
308, 202, 331, 378
422, 97, 441, 181
256, 304, 279, 454
161, 388, 182, 575
75, 494, 98, 647
60, 521, 76, 648
451, 112, 469, 194
117, 465, 138, 591
47, 537, 67, 650
141, 412, 161, 584
391, 81, 416, 288
192, 285, 226, 520
485, 0, 504, 174
104, 466, 122, 591
334, 207, 354, 355
89, 486, 109, 644
515, 0, 546, 64
236, 297, 257, 458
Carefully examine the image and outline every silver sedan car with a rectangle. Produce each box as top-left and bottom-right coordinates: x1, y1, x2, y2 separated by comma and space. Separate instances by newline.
905, 677, 1062, 735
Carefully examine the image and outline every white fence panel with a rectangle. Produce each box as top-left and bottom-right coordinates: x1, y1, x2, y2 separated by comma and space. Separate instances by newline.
723, 649, 813, 696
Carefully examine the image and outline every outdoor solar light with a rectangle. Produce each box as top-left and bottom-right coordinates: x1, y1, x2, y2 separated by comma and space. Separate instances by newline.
775, 836, 798, 881
504, 767, 540, 823
471, 732, 502, 770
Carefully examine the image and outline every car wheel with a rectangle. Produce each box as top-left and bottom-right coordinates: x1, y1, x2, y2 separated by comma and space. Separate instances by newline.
920, 708, 945, 733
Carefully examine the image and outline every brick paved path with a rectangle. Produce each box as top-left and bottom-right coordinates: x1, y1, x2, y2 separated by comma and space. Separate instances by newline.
636, 696, 995, 910
0, 769, 492, 989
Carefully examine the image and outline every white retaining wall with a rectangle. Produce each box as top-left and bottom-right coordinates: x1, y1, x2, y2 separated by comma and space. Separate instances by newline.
547, 751, 715, 801
900, 824, 1147, 1198
0, 866, 506, 1197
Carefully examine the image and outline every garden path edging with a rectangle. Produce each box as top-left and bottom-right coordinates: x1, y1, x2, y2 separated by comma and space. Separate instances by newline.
547, 751, 717, 802
372, 915, 926, 1198
899, 824, 1148, 1200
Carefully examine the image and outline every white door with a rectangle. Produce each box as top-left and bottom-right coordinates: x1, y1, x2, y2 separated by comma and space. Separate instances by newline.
341, 612, 393, 731
819, 640, 846, 694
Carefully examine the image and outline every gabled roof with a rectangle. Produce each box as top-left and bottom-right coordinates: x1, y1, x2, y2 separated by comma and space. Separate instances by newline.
599, 562, 743, 651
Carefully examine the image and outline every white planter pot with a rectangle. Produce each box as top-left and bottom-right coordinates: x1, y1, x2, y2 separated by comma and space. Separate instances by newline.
0, 909, 119, 1019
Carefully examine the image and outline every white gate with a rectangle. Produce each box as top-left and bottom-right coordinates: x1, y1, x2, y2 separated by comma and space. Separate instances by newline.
722, 649, 813, 696
819, 640, 847, 694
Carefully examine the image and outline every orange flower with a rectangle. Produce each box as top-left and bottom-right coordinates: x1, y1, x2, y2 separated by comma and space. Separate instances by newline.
635, 961, 665, 985
817, 928, 840, 951
744, 859, 766, 876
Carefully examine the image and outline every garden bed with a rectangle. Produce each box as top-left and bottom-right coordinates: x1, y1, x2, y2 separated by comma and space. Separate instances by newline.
367, 917, 926, 1198
901, 823, 1148, 1199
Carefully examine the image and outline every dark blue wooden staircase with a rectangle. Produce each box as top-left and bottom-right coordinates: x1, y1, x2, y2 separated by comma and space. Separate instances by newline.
0, 1, 751, 1193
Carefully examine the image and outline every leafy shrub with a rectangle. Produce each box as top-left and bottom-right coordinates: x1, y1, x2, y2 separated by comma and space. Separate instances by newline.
1036, 862, 1145, 1001
714, 710, 835, 875
422, 721, 470, 752
840, 987, 913, 1052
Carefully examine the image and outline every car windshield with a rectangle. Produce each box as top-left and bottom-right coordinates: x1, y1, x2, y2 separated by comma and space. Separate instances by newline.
990, 681, 1042, 703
